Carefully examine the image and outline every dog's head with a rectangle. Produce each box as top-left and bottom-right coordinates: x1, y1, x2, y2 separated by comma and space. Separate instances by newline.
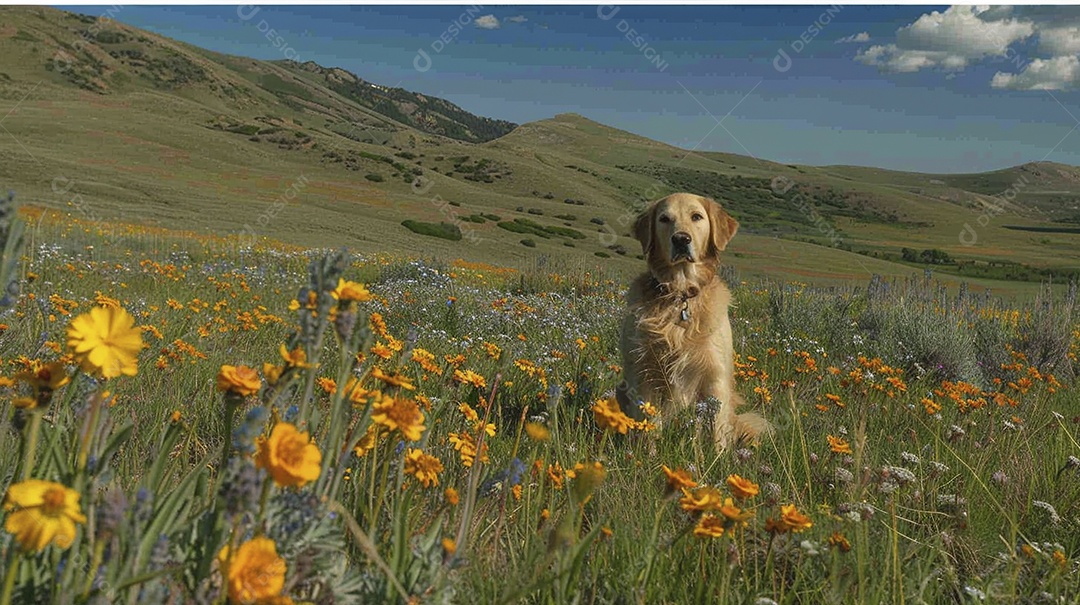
632, 193, 738, 268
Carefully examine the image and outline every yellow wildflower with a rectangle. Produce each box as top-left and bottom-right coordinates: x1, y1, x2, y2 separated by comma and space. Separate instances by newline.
404, 448, 443, 487
592, 397, 635, 434
372, 395, 426, 441
255, 423, 322, 488
726, 474, 759, 500
66, 306, 144, 378
2, 480, 86, 552
216, 365, 262, 397
218, 536, 287, 604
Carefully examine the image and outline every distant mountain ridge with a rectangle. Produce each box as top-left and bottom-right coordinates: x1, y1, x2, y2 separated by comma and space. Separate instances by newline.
0, 6, 514, 144
282, 60, 517, 143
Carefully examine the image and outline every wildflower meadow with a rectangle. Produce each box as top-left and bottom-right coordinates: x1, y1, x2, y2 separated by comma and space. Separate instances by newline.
1, 202, 1078, 604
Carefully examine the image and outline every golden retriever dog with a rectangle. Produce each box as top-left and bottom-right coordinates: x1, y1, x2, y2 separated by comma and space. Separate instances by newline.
615, 193, 769, 450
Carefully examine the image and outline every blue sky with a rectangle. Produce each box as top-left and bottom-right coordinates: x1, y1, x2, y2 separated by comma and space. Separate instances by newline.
64, 4, 1080, 173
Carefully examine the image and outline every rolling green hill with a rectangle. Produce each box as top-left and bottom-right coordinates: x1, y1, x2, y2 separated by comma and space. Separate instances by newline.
1, 5, 1078, 297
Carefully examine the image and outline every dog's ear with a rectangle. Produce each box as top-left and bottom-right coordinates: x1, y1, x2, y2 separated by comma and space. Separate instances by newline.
707, 198, 739, 255
632, 204, 655, 256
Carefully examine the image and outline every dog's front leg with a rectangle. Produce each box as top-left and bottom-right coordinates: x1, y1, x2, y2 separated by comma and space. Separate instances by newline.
704, 377, 740, 449
704, 367, 770, 451
616, 312, 654, 420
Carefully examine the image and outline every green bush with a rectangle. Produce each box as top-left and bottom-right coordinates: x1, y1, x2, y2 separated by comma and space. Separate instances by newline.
401, 220, 462, 241
226, 123, 261, 136
498, 220, 549, 238
544, 224, 586, 240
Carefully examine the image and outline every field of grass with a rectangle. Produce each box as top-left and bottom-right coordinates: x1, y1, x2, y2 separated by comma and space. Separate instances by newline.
1, 204, 1078, 604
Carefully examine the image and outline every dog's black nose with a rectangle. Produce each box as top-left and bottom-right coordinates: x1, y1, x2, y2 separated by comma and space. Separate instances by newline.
672, 232, 691, 247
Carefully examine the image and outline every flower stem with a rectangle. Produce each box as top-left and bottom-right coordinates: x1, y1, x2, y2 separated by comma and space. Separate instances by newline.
597, 430, 610, 458
20, 411, 42, 480
0, 551, 20, 605
454, 374, 501, 554
636, 502, 667, 590
368, 443, 392, 536
492, 405, 529, 552
256, 472, 273, 524
76, 390, 104, 474
219, 396, 240, 475
80, 540, 105, 599
214, 526, 239, 605
318, 330, 368, 498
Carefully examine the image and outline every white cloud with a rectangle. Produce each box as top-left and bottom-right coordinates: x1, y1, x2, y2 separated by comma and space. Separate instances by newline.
857, 6, 1034, 73
855, 5, 1080, 89
506, 15, 527, 24
895, 6, 1033, 56
1038, 26, 1080, 55
992, 55, 1080, 90
856, 45, 969, 72
474, 14, 500, 29
836, 32, 870, 43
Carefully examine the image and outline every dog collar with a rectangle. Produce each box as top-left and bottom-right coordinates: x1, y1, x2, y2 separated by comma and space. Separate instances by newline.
651, 279, 699, 321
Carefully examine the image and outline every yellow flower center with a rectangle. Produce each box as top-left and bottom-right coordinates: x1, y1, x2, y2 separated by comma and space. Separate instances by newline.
278, 436, 307, 466
41, 487, 67, 517
389, 401, 417, 425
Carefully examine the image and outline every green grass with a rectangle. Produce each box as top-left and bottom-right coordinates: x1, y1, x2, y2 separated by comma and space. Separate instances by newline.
0, 214, 1078, 603
0, 204, 1078, 603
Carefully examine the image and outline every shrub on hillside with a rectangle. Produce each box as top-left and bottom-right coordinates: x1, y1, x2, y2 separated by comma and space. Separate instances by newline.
401, 220, 462, 241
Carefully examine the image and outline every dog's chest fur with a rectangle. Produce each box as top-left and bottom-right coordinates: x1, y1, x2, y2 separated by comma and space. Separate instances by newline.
626, 269, 731, 404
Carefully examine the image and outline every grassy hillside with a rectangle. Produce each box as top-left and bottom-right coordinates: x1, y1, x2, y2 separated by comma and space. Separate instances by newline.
0, 6, 1078, 299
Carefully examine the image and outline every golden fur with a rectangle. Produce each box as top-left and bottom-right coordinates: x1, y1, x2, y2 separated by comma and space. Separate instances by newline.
615, 193, 769, 449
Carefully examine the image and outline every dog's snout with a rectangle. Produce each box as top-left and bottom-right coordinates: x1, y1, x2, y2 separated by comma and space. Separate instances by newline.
672, 232, 691, 247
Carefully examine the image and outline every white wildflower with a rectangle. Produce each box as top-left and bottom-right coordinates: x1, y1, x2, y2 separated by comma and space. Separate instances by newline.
834, 467, 854, 484
928, 461, 950, 475
883, 466, 917, 485
963, 586, 986, 600
1032, 501, 1061, 526
900, 451, 920, 466
799, 540, 821, 556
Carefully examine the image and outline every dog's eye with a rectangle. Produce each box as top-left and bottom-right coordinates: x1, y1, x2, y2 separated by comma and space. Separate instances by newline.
691, 213, 704, 222
658, 215, 671, 224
